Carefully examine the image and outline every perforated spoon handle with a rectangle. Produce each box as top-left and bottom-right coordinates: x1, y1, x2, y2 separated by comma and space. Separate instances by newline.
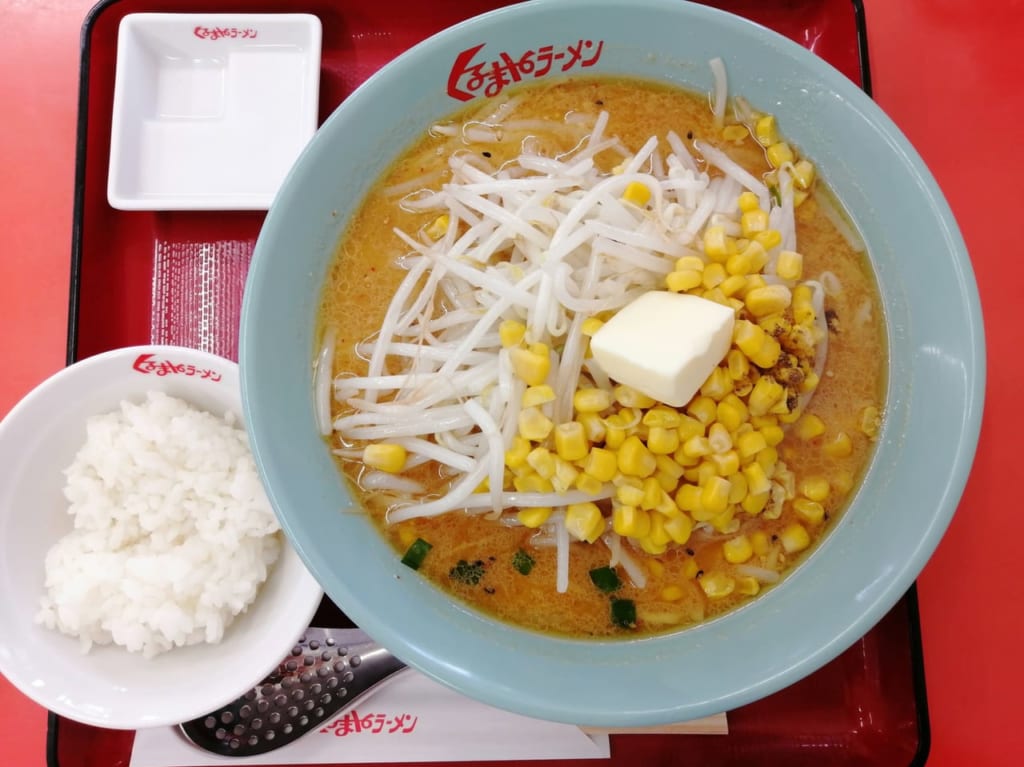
179, 627, 408, 757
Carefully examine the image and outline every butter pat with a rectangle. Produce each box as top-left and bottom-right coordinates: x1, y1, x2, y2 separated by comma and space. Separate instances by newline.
589, 291, 735, 407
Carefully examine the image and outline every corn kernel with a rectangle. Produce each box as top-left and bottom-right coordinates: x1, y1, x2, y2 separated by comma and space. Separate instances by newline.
700, 572, 736, 599
723, 534, 754, 564
717, 395, 748, 432
646, 559, 666, 578
748, 376, 785, 417
736, 576, 761, 596
517, 506, 553, 528
666, 269, 704, 292
800, 476, 831, 502
776, 250, 804, 281
751, 530, 771, 555
639, 407, 679, 429
552, 457, 580, 493
740, 209, 769, 239
673, 255, 704, 271
860, 406, 881, 438
780, 522, 811, 553
766, 141, 795, 168
674, 483, 702, 513
756, 445, 779, 474
664, 513, 693, 544
583, 447, 618, 483
509, 346, 550, 385
823, 431, 853, 458
647, 426, 680, 455
581, 317, 604, 336
425, 214, 449, 240
719, 274, 748, 297
518, 407, 554, 441
614, 385, 657, 409
578, 412, 606, 442
687, 396, 718, 425
681, 435, 712, 458
793, 497, 826, 525
754, 229, 782, 250
737, 191, 760, 212
755, 114, 779, 146
793, 159, 816, 189
676, 415, 705, 442
741, 490, 769, 514
699, 367, 732, 401
745, 284, 792, 317
604, 416, 627, 449
639, 537, 668, 555
622, 181, 652, 207
703, 225, 730, 261
710, 450, 740, 476
736, 430, 768, 459
362, 443, 408, 474
499, 319, 526, 348
565, 502, 605, 543
661, 584, 685, 601
553, 421, 589, 462
522, 384, 556, 408
705, 422, 731, 454
793, 413, 826, 441
504, 435, 531, 468
576, 471, 605, 496
833, 469, 855, 495
722, 124, 749, 142
701, 262, 726, 290
613, 505, 651, 539
725, 248, 753, 276
616, 484, 645, 508
742, 462, 772, 496
573, 387, 612, 414
513, 471, 552, 494
638, 477, 662, 510
761, 424, 785, 447
648, 511, 671, 546
618, 435, 657, 478
701, 475, 732, 515
526, 446, 556, 479
728, 472, 748, 504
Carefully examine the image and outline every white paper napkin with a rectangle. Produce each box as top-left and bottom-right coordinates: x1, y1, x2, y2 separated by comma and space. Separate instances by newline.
129, 670, 611, 765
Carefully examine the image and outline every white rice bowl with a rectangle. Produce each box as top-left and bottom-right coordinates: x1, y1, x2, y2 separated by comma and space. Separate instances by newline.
0, 346, 323, 729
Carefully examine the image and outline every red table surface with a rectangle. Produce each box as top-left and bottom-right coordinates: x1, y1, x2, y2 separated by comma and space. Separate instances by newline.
1, 1, 1020, 765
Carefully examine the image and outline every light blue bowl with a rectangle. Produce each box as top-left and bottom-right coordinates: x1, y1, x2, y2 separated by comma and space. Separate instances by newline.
240, 0, 984, 725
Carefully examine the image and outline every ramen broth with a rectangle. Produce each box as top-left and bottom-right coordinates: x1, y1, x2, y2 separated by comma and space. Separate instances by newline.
318, 77, 885, 637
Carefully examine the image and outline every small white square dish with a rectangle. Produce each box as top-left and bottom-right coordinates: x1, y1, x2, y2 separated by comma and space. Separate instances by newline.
107, 13, 322, 211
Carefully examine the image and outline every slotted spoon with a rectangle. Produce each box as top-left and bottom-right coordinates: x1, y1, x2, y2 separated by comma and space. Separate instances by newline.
179, 627, 408, 757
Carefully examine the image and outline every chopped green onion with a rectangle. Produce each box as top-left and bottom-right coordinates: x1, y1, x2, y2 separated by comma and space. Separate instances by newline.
512, 549, 535, 575
769, 185, 782, 207
610, 598, 637, 629
449, 559, 486, 585
589, 566, 622, 593
400, 538, 432, 570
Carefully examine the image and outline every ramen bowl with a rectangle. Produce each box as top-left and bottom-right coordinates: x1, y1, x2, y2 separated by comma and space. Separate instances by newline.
240, 0, 984, 726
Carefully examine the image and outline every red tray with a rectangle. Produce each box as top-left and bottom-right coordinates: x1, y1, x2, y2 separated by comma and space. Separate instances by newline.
51, 1, 928, 765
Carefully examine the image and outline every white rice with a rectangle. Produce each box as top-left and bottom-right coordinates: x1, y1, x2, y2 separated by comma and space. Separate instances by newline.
35, 391, 282, 658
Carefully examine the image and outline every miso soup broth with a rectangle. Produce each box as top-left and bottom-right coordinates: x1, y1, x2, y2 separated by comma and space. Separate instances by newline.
317, 76, 885, 637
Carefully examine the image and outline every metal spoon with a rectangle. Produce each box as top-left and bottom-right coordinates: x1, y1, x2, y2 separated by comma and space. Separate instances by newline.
179, 627, 408, 757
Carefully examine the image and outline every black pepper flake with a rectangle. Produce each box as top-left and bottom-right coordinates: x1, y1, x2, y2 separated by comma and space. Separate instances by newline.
825, 309, 840, 333
483, 586, 496, 595
595, 99, 604, 105
685, 548, 695, 557
695, 569, 705, 579
771, 534, 779, 542
686, 130, 694, 140
482, 151, 492, 158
